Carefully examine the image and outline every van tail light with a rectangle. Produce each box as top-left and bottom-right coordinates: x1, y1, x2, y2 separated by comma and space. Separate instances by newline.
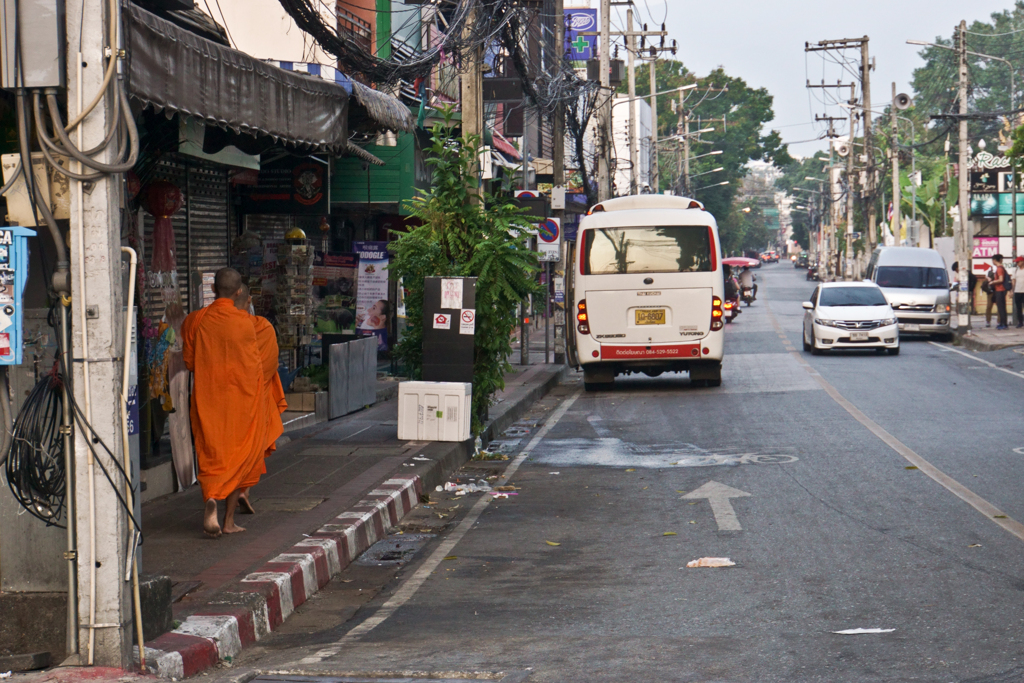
577, 299, 590, 335
711, 296, 724, 331
586, 204, 605, 215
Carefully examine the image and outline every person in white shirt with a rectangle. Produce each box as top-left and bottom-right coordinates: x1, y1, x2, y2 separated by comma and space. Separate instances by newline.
739, 266, 757, 299
1013, 256, 1024, 329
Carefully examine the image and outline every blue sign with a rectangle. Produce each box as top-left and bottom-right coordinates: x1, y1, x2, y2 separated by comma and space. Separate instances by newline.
0, 227, 36, 366
565, 8, 597, 62
538, 218, 560, 244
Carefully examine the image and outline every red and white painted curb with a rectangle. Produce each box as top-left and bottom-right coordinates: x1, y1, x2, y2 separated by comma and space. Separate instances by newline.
135, 476, 422, 678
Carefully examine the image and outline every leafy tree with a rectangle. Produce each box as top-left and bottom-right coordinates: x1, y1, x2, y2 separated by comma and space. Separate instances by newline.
389, 110, 541, 433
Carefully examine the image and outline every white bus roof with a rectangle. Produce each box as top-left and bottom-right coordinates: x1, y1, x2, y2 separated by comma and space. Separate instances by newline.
588, 195, 704, 213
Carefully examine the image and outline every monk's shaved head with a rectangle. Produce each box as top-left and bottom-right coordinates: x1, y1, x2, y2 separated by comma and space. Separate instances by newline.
235, 283, 251, 311
214, 268, 243, 300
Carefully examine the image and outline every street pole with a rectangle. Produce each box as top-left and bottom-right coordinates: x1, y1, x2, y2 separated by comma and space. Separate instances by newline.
68, 0, 131, 667
955, 19, 972, 335
626, 8, 638, 195
649, 60, 659, 192
461, 0, 483, 199
891, 82, 900, 247
846, 87, 856, 279
861, 38, 876, 254
553, 0, 565, 363
596, 0, 611, 201
683, 108, 690, 195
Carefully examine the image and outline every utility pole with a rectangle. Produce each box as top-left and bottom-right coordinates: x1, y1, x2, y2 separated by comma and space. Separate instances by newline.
861, 38, 876, 254
649, 60, 658, 191
955, 19, 972, 335
626, 8, 638, 194
596, 0, 611, 201
682, 107, 690, 195
461, 0, 483, 198
846, 89, 856, 279
68, 0, 131, 667
553, 0, 565, 363
891, 82, 900, 247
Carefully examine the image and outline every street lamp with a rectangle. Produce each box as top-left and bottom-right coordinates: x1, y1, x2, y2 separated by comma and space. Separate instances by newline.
690, 166, 724, 178
909, 39, 1018, 257
693, 180, 729, 192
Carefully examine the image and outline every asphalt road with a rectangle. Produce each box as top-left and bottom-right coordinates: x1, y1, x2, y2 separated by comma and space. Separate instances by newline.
220, 263, 1024, 683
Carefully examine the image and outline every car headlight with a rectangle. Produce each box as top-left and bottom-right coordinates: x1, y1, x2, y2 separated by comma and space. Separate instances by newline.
879, 317, 896, 326
813, 318, 836, 327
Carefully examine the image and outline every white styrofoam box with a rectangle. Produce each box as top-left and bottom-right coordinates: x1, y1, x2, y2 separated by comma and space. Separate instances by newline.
398, 381, 472, 442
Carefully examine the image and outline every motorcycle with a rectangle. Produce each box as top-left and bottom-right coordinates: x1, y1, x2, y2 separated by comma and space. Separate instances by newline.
724, 276, 742, 322
806, 265, 818, 281
741, 286, 756, 306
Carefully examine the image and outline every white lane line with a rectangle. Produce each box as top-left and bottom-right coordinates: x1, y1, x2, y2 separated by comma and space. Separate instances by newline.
297, 388, 583, 664
765, 304, 1024, 544
928, 341, 1024, 381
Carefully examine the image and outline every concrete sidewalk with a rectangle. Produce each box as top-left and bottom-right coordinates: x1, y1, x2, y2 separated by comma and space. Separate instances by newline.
958, 316, 1024, 352
133, 361, 567, 678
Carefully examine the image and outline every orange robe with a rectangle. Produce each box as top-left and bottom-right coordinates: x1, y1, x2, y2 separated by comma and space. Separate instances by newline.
252, 315, 287, 457
182, 298, 270, 501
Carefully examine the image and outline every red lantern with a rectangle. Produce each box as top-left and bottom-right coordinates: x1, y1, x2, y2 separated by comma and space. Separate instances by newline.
143, 181, 183, 292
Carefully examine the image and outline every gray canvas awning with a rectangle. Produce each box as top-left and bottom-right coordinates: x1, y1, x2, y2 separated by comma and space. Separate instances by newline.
126, 4, 350, 153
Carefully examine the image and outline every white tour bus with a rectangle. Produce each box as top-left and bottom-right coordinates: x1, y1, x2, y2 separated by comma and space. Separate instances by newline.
567, 195, 726, 391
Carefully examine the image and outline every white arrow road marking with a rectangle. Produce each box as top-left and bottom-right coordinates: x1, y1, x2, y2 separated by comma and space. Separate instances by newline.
682, 481, 751, 531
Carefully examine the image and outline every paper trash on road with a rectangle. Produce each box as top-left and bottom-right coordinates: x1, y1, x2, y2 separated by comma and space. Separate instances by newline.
685, 557, 736, 568
832, 628, 895, 635
1, 672, 12, 679
442, 480, 493, 495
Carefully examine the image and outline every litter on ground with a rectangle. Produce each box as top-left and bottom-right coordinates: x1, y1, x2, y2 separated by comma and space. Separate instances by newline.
441, 480, 494, 494
832, 628, 895, 635
685, 557, 736, 568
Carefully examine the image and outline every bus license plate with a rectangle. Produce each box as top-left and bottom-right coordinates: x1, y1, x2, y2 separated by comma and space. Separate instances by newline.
635, 309, 666, 325
850, 331, 869, 341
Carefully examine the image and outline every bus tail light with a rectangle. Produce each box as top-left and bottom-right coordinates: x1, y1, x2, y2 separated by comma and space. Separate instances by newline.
577, 299, 590, 335
711, 296, 724, 331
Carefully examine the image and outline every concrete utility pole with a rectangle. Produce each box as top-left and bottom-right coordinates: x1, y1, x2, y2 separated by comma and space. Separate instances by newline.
553, 0, 565, 363
861, 38, 876, 253
461, 1, 483, 198
68, 0, 131, 667
846, 87, 856, 279
626, 8, 638, 195
891, 82, 900, 248
649, 60, 659, 191
596, 0, 611, 201
682, 108, 690, 195
955, 19, 972, 334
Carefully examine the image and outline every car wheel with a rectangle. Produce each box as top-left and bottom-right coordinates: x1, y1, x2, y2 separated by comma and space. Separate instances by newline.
888, 345, 900, 356
802, 332, 812, 352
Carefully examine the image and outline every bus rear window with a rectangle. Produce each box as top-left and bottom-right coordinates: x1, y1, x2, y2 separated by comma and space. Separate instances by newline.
582, 226, 713, 275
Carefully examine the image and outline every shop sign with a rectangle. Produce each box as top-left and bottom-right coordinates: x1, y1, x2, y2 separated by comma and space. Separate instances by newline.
312, 252, 358, 333
973, 236, 999, 259
970, 171, 998, 193
239, 156, 329, 214
354, 241, 390, 351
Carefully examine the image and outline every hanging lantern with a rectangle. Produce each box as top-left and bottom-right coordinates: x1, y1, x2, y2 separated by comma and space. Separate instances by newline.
143, 181, 184, 301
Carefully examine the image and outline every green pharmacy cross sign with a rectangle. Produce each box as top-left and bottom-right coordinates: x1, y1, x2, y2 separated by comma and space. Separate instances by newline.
571, 36, 590, 53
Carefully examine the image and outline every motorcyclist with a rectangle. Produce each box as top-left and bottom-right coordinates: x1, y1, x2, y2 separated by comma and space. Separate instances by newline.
723, 265, 739, 300
739, 266, 757, 298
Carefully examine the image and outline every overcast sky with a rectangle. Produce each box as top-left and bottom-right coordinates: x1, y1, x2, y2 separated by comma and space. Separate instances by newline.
610, 0, 1015, 157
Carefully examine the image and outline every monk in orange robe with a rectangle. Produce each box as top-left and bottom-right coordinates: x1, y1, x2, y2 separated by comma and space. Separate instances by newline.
234, 284, 288, 515
182, 268, 270, 537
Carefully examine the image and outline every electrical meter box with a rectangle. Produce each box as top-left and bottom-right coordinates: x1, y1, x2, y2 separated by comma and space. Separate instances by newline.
397, 381, 472, 442
0, 226, 37, 365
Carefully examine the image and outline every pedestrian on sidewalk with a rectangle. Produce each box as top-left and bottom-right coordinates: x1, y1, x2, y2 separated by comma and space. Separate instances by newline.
182, 268, 272, 537
990, 254, 1009, 330
234, 284, 289, 514
1014, 256, 1024, 329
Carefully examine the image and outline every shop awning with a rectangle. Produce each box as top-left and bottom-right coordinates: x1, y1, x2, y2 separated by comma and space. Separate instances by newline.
126, 4, 350, 153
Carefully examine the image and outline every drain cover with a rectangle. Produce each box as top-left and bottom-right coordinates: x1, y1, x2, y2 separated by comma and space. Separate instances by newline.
355, 534, 435, 566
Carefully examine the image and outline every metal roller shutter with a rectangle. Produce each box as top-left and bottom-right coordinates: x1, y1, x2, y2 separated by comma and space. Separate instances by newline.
141, 156, 189, 323
186, 161, 231, 309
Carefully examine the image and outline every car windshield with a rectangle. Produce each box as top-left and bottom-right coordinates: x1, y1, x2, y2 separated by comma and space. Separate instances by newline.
582, 226, 712, 274
876, 266, 948, 289
819, 287, 888, 307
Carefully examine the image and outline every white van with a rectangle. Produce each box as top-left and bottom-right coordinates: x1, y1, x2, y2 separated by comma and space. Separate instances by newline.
567, 195, 726, 391
865, 246, 953, 340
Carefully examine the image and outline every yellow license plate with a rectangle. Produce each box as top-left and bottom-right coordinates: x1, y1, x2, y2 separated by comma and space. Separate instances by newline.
635, 309, 666, 325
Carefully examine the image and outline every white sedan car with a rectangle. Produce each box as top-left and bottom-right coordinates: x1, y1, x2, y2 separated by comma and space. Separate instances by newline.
802, 282, 900, 355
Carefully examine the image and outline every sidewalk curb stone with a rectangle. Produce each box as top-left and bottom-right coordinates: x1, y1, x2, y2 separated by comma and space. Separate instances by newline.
134, 364, 567, 679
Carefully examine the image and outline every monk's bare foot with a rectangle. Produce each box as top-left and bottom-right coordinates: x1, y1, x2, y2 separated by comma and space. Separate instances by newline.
238, 492, 255, 515
222, 522, 246, 534
203, 499, 221, 538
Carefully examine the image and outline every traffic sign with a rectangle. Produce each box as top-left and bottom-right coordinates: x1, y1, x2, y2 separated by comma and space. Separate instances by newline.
538, 218, 560, 243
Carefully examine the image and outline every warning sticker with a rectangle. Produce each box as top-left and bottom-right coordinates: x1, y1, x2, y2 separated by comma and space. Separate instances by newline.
433, 313, 451, 330
460, 309, 476, 335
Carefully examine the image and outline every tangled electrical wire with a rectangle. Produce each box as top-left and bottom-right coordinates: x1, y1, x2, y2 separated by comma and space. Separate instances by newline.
277, 0, 518, 84
4, 365, 66, 526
